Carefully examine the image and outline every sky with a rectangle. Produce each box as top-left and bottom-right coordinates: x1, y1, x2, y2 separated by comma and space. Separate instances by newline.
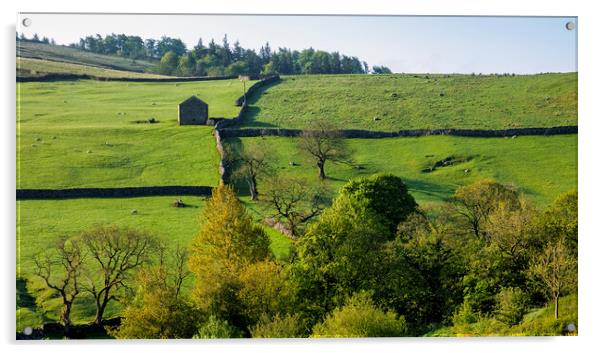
17, 14, 577, 74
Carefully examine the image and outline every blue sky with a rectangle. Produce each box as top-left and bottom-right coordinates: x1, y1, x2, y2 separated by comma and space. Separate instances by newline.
18, 14, 577, 74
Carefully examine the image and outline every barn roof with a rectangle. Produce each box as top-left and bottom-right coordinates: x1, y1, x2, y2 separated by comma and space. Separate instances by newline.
179, 96, 208, 106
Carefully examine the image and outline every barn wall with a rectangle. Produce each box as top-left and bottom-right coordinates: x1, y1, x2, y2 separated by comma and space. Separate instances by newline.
178, 100, 208, 125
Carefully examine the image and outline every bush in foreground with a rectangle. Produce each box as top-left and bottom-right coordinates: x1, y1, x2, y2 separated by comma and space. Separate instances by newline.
311, 292, 408, 338
250, 313, 307, 338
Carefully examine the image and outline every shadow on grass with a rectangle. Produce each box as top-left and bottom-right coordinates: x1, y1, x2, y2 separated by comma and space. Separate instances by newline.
16, 277, 51, 322
239, 106, 279, 128
402, 178, 455, 202
17, 276, 50, 329
220, 137, 251, 197
238, 79, 282, 128
16, 277, 38, 310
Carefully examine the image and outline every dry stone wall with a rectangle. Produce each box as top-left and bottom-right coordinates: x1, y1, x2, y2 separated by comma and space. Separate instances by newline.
217, 125, 578, 139
17, 73, 259, 83
16, 186, 212, 200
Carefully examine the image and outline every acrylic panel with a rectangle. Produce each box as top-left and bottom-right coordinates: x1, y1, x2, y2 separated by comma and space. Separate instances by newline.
16, 13, 578, 340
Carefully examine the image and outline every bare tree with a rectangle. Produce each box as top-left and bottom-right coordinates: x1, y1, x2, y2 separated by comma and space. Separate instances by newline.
262, 176, 330, 237
227, 141, 273, 201
33, 237, 84, 332
298, 121, 350, 180
80, 226, 158, 325
529, 239, 577, 320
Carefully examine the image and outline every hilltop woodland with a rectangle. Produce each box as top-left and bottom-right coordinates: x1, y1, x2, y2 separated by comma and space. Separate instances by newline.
35, 168, 577, 337
51, 33, 370, 77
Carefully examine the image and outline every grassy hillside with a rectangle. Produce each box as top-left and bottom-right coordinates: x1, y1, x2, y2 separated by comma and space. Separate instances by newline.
18, 57, 169, 79
17, 41, 157, 73
240, 73, 577, 131
427, 294, 578, 336
17, 79, 256, 188
229, 134, 577, 206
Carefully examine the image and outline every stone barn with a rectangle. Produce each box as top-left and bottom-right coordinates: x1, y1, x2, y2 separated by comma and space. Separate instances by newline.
178, 96, 208, 125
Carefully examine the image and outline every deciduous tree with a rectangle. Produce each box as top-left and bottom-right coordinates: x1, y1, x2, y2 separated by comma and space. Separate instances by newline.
262, 176, 329, 237
528, 239, 577, 320
228, 141, 273, 201
112, 245, 201, 339
80, 226, 159, 325
33, 237, 84, 332
189, 185, 271, 327
294, 188, 390, 322
449, 179, 520, 238
340, 173, 417, 235
298, 121, 350, 180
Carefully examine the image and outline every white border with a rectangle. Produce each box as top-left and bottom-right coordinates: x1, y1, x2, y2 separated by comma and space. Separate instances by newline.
2, 1, 600, 353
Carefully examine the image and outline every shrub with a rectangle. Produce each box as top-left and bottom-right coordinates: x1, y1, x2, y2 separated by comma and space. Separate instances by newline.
452, 301, 479, 327
194, 315, 242, 339
311, 292, 408, 338
237, 260, 292, 324
250, 313, 307, 338
495, 287, 530, 326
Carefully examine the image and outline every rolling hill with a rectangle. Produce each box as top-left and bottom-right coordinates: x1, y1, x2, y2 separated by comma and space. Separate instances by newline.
17, 41, 158, 74
17, 57, 169, 79
239, 73, 577, 131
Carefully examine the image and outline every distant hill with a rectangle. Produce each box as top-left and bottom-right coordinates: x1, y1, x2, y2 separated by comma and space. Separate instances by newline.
17, 41, 158, 74
17, 57, 169, 79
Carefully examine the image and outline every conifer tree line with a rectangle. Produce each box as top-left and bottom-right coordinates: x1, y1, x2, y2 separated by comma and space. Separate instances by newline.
16, 32, 56, 45
68, 33, 370, 76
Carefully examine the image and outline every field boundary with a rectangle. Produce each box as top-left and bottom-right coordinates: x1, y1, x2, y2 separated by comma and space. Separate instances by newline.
213, 128, 228, 185
234, 75, 282, 106
216, 125, 578, 139
16, 73, 264, 83
16, 186, 213, 200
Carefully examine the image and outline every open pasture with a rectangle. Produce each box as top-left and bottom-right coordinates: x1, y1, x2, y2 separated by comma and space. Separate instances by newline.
230, 134, 577, 206
17, 78, 257, 188
17, 41, 158, 73
240, 73, 577, 131
18, 57, 169, 79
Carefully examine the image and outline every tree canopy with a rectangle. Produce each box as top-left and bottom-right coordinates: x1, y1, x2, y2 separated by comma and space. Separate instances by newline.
71, 33, 369, 77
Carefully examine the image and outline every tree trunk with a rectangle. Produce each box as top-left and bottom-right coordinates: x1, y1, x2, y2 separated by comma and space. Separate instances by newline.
554, 295, 559, 320
61, 301, 73, 332
248, 177, 258, 201
317, 160, 326, 180
472, 219, 480, 238
288, 219, 297, 238
94, 295, 108, 325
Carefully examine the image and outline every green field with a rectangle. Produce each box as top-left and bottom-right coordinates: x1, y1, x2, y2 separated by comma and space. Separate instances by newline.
18, 57, 169, 79
17, 79, 257, 188
16, 196, 291, 330
229, 134, 577, 206
240, 73, 577, 131
16, 70, 578, 335
17, 41, 157, 73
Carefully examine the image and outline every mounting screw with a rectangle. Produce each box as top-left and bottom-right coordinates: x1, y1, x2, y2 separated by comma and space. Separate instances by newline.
565, 21, 575, 31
